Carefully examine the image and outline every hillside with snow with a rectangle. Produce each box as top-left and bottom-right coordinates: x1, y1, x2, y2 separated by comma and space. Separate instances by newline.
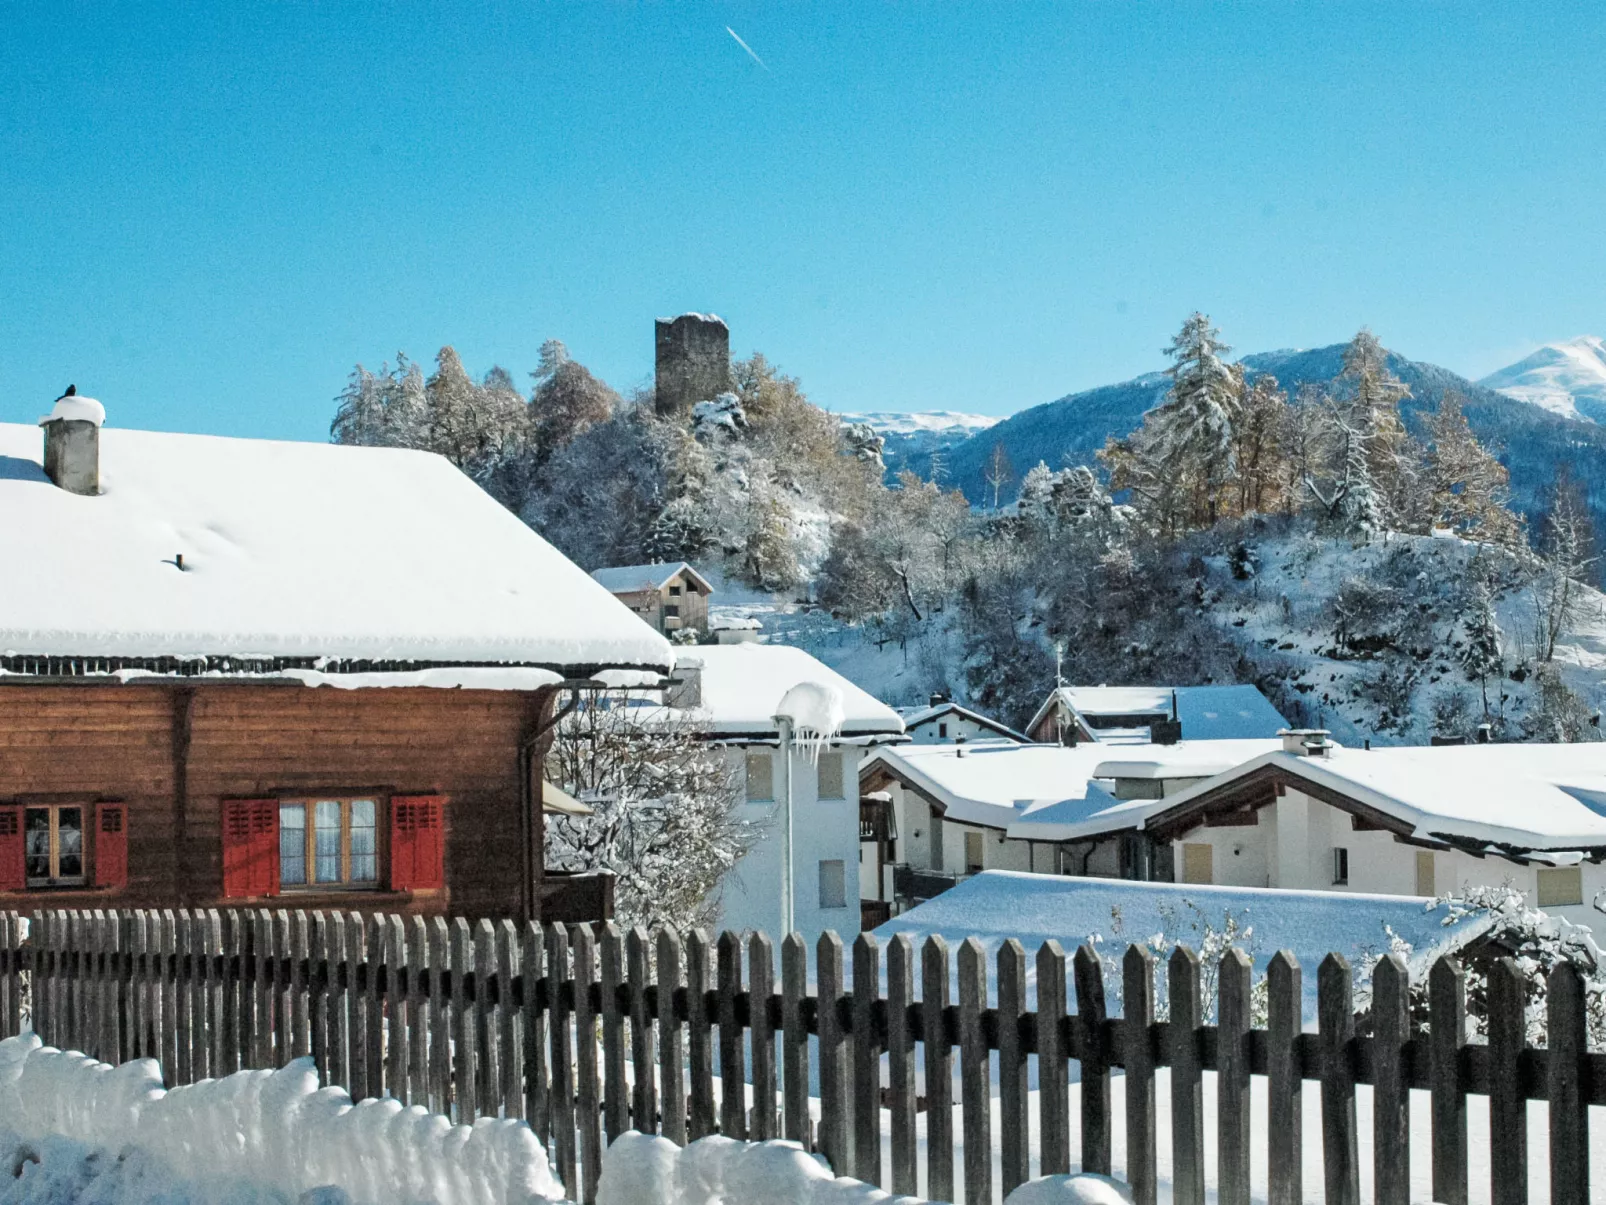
937, 344, 1606, 543
1480, 336, 1606, 424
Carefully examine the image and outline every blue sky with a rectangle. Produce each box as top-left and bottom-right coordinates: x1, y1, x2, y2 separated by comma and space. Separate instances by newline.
2, 3, 1603, 440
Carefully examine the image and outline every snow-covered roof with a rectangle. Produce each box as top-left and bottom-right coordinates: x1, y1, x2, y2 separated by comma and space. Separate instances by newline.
1027, 683, 1289, 744
863, 740, 1123, 829
0, 422, 673, 676
1145, 743, 1606, 854
672, 644, 903, 740
897, 700, 1030, 743
872, 870, 1492, 1020
590, 561, 713, 595
1090, 738, 1284, 781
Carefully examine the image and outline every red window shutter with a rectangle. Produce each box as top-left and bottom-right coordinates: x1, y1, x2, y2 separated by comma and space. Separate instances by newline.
0, 808, 22, 892
390, 795, 445, 891
223, 799, 279, 899
95, 804, 128, 889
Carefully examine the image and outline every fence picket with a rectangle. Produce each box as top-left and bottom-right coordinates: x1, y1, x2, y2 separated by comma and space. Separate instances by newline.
309, 912, 329, 1083
817, 931, 849, 1172
1372, 955, 1411, 1205
220, 910, 241, 1076
1430, 956, 1468, 1205
1318, 953, 1358, 1205
1218, 949, 1252, 1205
1123, 945, 1157, 1205
748, 931, 775, 1142
959, 936, 992, 1205
1547, 962, 1588, 1205
853, 934, 882, 1186
391, 916, 412, 1106
686, 930, 715, 1142
601, 924, 628, 1141
923, 935, 954, 1205
1073, 943, 1111, 1177
411, 918, 432, 1116
887, 933, 918, 1196
522, 922, 549, 1140
658, 928, 687, 1147
546, 923, 577, 1198
497, 919, 520, 1119
289, 910, 309, 1061
365, 915, 385, 1100
629, 928, 657, 1135
1168, 946, 1203, 1205
173, 911, 193, 1082
253, 911, 274, 1071
779, 932, 807, 1147
477, 917, 501, 1120
160, 911, 178, 1076
572, 924, 602, 1205
430, 918, 453, 1116
1487, 957, 1527, 1205
1266, 951, 1302, 1205
205, 910, 226, 1077
998, 939, 1029, 1198
452, 918, 478, 1121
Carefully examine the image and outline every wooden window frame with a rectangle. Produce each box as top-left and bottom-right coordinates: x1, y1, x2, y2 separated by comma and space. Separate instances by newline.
23, 804, 88, 889
278, 797, 381, 891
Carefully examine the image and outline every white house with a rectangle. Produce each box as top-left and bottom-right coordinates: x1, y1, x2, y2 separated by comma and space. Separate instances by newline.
1113, 732, 1606, 929
666, 644, 904, 939
859, 737, 1279, 911
897, 698, 1030, 744
1026, 684, 1288, 746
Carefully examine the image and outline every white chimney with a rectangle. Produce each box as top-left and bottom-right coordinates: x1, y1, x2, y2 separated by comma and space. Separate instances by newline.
39, 387, 105, 496
666, 659, 703, 710
1279, 728, 1332, 757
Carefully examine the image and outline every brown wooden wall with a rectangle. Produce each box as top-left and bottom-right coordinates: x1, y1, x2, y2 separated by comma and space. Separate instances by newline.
0, 683, 553, 919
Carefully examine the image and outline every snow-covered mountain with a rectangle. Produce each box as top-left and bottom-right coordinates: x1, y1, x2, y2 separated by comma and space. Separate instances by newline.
1479, 336, 1606, 425
839, 410, 1002, 480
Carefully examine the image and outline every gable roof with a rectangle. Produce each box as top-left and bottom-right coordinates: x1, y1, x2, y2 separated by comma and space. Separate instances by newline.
0, 422, 673, 678
590, 561, 714, 595
666, 644, 903, 740
1141, 743, 1606, 855
1027, 683, 1289, 744
898, 700, 1030, 743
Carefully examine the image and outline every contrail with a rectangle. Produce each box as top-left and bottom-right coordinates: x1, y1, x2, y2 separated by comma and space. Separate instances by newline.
726, 26, 769, 72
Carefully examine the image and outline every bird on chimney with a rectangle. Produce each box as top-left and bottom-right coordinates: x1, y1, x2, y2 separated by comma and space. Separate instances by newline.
63, 385, 76, 397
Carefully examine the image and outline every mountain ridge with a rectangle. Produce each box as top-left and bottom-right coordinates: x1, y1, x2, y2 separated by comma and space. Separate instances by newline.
1479, 336, 1606, 425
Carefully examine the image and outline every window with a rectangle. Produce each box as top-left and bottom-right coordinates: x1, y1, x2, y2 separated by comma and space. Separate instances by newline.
1333, 847, 1349, 886
745, 753, 774, 802
669, 585, 682, 596
663, 604, 680, 618
964, 830, 984, 874
818, 859, 847, 909
938, 722, 948, 739
1538, 867, 1584, 907
1182, 843, 1213, 884
1415, 851, 1436, 898
817, 751, 845, 800
279, 799, 378, 889
24, 806, 85, 887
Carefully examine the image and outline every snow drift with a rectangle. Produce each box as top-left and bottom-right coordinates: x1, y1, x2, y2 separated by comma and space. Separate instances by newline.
0, 1033, 564, 1205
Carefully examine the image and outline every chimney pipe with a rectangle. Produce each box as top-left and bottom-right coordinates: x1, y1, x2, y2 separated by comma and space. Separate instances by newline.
39, 388, 105, 496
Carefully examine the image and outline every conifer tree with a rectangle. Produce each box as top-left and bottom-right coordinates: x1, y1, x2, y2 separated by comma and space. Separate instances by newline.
1425, 391, 1522, 546
1460, 577, 1504, 718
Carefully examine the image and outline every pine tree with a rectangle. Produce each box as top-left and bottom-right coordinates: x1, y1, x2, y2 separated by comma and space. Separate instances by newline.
1147, 312, 1240, 527
1233, 372, 1289, 515
1335, 329, 1413, 529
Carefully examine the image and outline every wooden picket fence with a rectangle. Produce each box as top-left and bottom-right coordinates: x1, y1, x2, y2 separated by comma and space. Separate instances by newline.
0, 908, 1600, 1205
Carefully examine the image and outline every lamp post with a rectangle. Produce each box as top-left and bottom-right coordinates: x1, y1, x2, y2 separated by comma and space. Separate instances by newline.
773, 713, 796, 936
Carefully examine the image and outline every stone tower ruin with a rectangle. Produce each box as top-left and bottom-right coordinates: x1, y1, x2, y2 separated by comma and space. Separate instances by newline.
654, 313, 731, 418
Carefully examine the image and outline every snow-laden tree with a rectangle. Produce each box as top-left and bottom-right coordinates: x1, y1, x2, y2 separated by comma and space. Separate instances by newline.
983, 441, 1016, 509
1532, 473, 1599, 663
1425, 391, 1522, 546
1232, 372, 1290, 516
1523, 662, 1599, 742
530, 339, 617, 462
1459, 576, 1505, 718
545, 694, 763, 930
1335, 329, 1414, 530
331, 355, 429, 451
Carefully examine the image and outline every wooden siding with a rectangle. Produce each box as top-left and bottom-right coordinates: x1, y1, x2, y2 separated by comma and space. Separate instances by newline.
0, 684, 552, 918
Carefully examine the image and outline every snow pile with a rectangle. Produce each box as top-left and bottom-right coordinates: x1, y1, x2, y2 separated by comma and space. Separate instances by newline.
692, 394, 747, 437
775, 680, 846, 759
0, 1033, 564, 1205
1003, 1175, 1132, 1205
596, 1132, 926, 1205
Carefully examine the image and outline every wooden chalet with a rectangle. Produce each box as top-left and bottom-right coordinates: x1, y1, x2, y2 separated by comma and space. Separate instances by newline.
590, 561, 713, 637
0, 395, 672, 920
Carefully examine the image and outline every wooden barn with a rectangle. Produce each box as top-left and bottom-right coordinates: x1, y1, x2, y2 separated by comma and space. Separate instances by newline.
0, 393, 672, 919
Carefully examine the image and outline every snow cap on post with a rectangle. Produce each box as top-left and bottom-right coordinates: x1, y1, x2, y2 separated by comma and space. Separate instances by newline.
774, 680, 845, 762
